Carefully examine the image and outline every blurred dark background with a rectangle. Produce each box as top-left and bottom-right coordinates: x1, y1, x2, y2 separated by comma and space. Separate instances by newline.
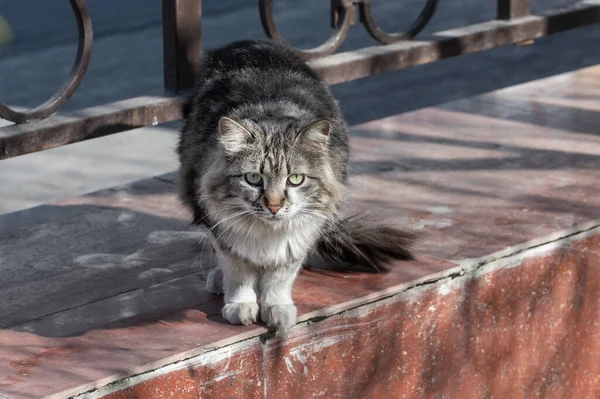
0, 0, 597, 124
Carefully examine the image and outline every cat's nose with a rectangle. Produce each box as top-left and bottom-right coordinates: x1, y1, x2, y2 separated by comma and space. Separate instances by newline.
267, 204, 282, 215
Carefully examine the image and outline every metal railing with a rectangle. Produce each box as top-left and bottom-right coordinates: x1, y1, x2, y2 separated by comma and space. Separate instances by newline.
1, 0, 599, 160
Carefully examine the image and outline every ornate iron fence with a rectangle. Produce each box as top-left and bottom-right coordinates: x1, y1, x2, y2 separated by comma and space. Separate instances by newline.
1, 0, 599, 160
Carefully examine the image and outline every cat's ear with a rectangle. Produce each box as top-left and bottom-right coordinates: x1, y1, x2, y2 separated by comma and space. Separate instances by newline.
218, 117, 253, 153
299, 120, 331, 150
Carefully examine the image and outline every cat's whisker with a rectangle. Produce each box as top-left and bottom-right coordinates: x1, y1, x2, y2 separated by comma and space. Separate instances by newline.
193, 205, 246, 225
194, 193, 217, 200
299, 205, 332, 216
296, 212, 340, 253
304, 215, 327, 236
297, 209, 342, 234
242, 218, 258, 253
302, 214, 340, 254
209, 217, 246, 264
198, 210, 252, 256
225, 214, 256, 255
211, 212, 254, 253
204, 209, 251, 237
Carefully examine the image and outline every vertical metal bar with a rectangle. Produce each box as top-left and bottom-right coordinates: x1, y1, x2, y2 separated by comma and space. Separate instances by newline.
497, 0, 530, 20
162, 0, 202, 92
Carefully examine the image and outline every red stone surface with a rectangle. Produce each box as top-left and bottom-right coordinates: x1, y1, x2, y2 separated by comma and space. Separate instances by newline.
93, 228, 600, 399
0, 254, 450, 399
1, 66, 600, 397
348, 106, 600, 260
265, 229, 600, 398
102, 341, 264, 399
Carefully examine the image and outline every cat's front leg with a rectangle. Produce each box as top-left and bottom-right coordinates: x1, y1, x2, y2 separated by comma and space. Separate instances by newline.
217, 249, 260, 325
206, 266, 224, 294
259, 264, 301, 331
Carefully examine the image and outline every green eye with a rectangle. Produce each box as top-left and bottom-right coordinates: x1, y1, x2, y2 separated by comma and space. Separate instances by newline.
245, 172, 263, 185
287, 173, 305, 186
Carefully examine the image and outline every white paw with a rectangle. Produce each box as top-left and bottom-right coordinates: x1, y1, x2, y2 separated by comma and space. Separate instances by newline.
260, 304, 297, 331
206, 267, 224, 295
222, 302, 259, 325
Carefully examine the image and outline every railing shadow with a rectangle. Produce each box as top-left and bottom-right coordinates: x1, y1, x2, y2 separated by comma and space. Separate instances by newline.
0, 175, 230, 338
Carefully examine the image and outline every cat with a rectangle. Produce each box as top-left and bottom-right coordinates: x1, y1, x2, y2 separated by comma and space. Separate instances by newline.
178, 40, 413, 331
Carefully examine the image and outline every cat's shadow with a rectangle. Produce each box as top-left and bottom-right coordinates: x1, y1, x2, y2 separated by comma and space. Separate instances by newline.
4, 202, 365, 339
1, 200, 244, 339
8, 255, 372, 340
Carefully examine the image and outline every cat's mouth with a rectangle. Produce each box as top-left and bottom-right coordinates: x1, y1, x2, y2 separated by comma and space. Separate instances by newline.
265, 214, 285, 222
257, 212, 292, 223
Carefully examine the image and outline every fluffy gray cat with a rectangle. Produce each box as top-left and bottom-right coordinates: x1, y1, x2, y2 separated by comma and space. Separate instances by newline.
178, 40, 413, 331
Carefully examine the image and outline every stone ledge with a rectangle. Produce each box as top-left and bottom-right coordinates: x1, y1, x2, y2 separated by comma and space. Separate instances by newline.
1, 65, 600, 398
88, 225, 600, 398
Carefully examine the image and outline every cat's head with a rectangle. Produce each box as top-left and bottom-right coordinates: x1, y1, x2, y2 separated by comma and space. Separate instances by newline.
201, 116, 345, 225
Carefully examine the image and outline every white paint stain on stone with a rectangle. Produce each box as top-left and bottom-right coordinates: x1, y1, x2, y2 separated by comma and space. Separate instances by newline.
118, 304, 137, 319
284, 333, 350, 375
123, 250, 148, 267
137, 268, 174, 279
147, 230, 207, 245
427, 206, 453, 215
74, 247, 177, 271
413, 218, 453, 230
284, 357, 296, 374
437, 282, 452, 296
199, 370, 240, 387
114, 189, 130, 201
117, 212, 134, 222
74, 254, 124, 269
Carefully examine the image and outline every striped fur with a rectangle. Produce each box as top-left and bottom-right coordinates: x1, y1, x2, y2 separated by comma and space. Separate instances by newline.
177, 40, 413, 330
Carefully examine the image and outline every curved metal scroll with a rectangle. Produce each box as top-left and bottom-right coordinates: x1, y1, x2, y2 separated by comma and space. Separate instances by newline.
259, 0, 354, 61
360, 0, 439, 44
259, 0, 440, 60
0, 0, 93, 124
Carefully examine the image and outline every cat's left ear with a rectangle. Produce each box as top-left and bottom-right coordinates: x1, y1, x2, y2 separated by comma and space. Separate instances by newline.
299, 120, 331, 151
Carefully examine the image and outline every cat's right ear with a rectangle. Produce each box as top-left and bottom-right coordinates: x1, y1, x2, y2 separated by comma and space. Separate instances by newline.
298, 120, 331, 151
218, 117, 253, 154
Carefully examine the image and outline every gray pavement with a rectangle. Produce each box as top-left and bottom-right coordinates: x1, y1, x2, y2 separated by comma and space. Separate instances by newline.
0, 0, 599, 214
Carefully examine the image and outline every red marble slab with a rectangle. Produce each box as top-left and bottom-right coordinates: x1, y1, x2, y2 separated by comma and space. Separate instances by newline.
0, 253, 452, 398
102, 340, 265, 399
348, 104, 600, 260
1, 65, 600, 397
263, 228, 600, 399
86, 226, 600, 398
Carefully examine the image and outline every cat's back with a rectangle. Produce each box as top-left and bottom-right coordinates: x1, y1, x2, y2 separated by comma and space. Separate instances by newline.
193, 40, 337, 117
182, 39, 347, 156
202, 40, 313, 78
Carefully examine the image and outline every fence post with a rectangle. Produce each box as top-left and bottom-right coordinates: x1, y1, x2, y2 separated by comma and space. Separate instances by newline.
497, 0, 530, 20
162, 0, 202, 92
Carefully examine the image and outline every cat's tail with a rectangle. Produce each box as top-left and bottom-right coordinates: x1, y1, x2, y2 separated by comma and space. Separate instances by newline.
315, 214, 415, 272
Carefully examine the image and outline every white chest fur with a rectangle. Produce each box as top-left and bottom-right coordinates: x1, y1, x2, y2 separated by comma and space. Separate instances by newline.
218, 217, 322, 267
